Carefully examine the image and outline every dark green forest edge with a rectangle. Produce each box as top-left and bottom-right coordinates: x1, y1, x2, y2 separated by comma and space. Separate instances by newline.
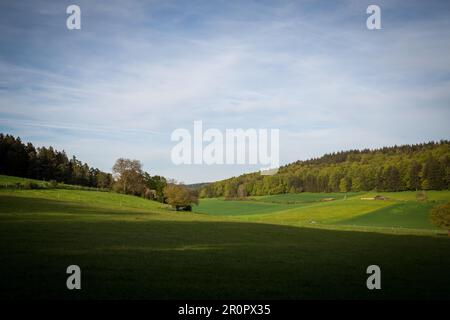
0, 134, 167, 201
200, 141, 450, 198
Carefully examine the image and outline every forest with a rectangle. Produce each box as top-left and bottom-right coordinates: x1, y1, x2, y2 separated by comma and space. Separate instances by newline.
0, 133, 113, 188
200, 141, 450, 198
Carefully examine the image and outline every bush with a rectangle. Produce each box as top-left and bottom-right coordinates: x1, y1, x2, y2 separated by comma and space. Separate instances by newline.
21, 181, 40, 189
430, 202, 450, 236
49, 180, 58, 188
164, 184, 199, 211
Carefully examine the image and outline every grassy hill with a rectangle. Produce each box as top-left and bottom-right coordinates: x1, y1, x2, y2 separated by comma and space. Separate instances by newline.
194, 191, 449, 234
0, 174, 106, 192
1, 177, 449, 299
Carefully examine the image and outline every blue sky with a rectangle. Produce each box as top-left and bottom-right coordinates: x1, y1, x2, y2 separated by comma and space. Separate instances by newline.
1, 0, 450, 183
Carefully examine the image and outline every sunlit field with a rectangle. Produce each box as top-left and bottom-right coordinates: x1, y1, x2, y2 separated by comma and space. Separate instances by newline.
1, 179, 449, 299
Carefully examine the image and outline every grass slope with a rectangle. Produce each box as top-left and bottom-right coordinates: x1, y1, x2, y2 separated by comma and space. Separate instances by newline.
337, 201, 438, 230
0, 186, 450, 299
195, 191, 450, 234
0, 175, 104, 191
193, 198, 297, 216
255, 192, 361, 203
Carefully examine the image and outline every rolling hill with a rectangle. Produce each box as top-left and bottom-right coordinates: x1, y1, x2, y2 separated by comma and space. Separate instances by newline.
1, 176, 449, 299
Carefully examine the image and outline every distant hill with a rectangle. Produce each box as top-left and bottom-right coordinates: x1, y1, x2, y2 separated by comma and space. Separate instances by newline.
200, 141, 450, 198
186, 182, 211, 191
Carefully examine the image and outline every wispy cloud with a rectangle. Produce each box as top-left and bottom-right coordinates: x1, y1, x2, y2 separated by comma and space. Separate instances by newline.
1, 0, 450, 182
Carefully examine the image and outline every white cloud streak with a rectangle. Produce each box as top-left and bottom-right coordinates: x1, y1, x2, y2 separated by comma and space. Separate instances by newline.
1, 0, 449, 182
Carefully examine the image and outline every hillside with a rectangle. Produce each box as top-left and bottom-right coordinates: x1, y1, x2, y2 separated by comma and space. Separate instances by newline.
1, 185, 449, 299
193, 191, 450, 235
200, 141, 450, 198
0, 175, 107, 192
185, 182, 211, 191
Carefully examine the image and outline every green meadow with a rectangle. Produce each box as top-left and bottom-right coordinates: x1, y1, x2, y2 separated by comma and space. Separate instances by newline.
1, 175, 449, 299
194, 191, 449, 234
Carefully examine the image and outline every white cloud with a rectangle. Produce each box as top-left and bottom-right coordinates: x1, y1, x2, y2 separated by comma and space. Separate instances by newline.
1, 0, 449, 183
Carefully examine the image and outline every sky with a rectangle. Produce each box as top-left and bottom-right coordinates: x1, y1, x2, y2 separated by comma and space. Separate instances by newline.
1, 0, 450, 183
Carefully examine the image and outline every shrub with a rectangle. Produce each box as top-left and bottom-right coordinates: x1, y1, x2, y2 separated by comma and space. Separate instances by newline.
164, 184, 199, 211
21, 181, 39, 189
430, 202, 450, 236
49, 180, 58, 188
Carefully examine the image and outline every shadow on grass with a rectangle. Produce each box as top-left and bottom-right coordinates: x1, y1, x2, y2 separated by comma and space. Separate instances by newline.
0, 207, 450, 299
0, 195, 158, 216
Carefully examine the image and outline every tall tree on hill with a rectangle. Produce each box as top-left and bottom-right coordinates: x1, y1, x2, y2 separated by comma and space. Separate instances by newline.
430, 202, 450, 236
224, 180, 239, 199
408, 161, 422, 191
96, 171, 113, 189
143, 173, 167, 202
112, 158, 145, 195
385, 166, 401, 191
339, 177, 351, 193
444, 155, 450, 190
237, 184, 247, 198
422, 157, 444, 190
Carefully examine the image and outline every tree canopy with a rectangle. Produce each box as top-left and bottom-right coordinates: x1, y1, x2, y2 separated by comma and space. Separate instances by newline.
430, 202, 450, 235
0, 133, 112, 188
164, 183, 199, 211
200, 141, 450, 198
112, 158, 145, 195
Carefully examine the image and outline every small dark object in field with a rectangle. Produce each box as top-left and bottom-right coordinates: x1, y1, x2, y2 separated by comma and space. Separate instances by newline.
175, 205, 192, 211
361, 195, 389, 200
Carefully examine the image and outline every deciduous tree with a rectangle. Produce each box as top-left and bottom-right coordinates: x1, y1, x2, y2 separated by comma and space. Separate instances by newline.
430, 202, 450, 236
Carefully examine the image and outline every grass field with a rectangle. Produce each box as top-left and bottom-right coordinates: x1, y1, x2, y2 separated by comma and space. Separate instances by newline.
0, 174, 105, 191
193, 198, 297, 215
194, 191, 449, 234
1, 179, 449, 299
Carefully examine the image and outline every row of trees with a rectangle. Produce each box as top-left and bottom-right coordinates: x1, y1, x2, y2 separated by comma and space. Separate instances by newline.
111, 158, 167, 202
112, 158, 198, 209
0, 134, 112, 188
200, 141, 450, 198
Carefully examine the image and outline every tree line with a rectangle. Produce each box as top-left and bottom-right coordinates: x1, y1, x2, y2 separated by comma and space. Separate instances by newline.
0, 133, 198, 210
111, 158, 198, 209
200, 141, 450, 198
111, 158, 168, 202
0, 133, 112, 188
